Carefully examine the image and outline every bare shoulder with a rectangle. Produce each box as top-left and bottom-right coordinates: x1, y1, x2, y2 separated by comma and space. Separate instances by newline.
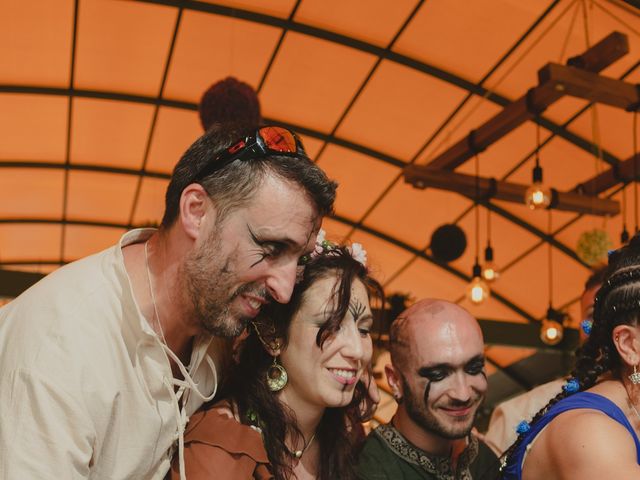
524, 408, 640, 480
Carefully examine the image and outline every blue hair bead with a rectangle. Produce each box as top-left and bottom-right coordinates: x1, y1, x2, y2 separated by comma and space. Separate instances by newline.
580, 319, 593, 335
516, 420, 531, 434
563, 378, 580, 393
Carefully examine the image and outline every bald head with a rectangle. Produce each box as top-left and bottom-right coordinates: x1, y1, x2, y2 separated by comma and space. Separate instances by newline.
389, 299, 484, 371
385, 299, 488, 443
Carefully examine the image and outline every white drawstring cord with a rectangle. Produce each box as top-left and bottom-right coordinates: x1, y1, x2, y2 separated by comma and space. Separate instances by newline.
158, 339, 218, 480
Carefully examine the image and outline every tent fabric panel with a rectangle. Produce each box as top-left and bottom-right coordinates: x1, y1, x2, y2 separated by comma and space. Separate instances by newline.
455, 121, 541, 180
131, 177, 170, 227
567, 103, 638, 161
199, 0, 297, 19
485, 345, 536, 368
393, 0, 549, 84
146, 107, 201, 173
364, 182, 471, 250
317, 144, 400, 220
459, 294, 530, 324
336, 60, 469, 160
259, 32, 378, 133
164, 9, 282, 102
417, 99, 503, 167
0, 94, 68, 162
449, 204, 542, 279
0, 0, 74, 87
0, 224, 62, 263
320, 217, 354, 243
63, 224, 126, 261
494, 241, 592, 321
70, 97, 155, 169
384, 257, 469, 304
66, 171, 138, 224
294, 0, 419, 48
483, 2, 639, 100
0, 168, 64, 219
542, 95, 591, 126
503, 131, 611, 191
296, 134, 325, 160
347, 229, 415, 287
74, 0, 178, 95
492, 199, 578, 236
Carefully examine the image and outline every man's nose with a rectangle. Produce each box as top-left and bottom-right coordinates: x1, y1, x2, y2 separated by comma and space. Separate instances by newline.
449, 373, 473, 402
265, 260, 298, 304
339, 322, 365, 361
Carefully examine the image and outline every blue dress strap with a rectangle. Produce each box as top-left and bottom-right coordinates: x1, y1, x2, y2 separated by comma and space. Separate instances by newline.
501, 391, 640, 479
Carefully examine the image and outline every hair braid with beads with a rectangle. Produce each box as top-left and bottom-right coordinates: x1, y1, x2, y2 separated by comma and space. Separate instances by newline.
501, 234, 640, 473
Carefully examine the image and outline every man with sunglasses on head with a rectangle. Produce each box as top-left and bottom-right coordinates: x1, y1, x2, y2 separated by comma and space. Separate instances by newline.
0, 123, 337, 480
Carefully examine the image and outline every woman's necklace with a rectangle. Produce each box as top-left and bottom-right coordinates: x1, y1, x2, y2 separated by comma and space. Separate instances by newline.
288, 432, 317, 459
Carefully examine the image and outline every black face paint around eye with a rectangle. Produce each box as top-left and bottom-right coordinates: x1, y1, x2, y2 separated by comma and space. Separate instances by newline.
423, 381, 431, 404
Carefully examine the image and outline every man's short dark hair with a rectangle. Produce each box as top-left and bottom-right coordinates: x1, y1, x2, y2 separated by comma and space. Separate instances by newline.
161, 123, 337, 227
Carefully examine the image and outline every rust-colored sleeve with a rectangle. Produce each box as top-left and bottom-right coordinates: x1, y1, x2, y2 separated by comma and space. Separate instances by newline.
169, 402, 272, 480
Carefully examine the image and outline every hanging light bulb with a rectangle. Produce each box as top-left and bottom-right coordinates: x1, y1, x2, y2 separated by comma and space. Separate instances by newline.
540, 307, 564, 346
525, 165, 552, 210
467, 263, 490, 305
482, 244, 499, 282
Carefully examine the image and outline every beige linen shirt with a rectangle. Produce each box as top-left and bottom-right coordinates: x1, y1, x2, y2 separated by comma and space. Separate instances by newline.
0, 229, 222, 479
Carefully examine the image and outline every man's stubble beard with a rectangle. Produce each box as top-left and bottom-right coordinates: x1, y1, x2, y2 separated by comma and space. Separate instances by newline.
402, 376, 481, 441
182, 230, 262, 338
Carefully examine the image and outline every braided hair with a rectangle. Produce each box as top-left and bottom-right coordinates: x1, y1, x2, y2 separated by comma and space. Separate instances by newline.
501, 233, 640, 471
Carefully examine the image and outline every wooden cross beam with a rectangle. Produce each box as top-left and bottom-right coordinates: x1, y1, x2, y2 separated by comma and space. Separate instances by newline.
403, 166, 620, 216
538, 63, 640, 111
423, 31, 629, 171
573, 152, 640, 195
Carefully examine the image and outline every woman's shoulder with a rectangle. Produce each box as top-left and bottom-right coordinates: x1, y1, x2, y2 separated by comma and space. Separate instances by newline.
522, 397, 640, 479
541, 408, 639, 475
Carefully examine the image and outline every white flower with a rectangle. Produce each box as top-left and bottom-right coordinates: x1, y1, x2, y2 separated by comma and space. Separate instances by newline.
316, 228, 326, 244
349, 243, 367, 266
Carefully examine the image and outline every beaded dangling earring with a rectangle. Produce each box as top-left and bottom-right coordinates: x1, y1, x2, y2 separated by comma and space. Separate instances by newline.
266, 355, 288, 392
630, 365, 640, 385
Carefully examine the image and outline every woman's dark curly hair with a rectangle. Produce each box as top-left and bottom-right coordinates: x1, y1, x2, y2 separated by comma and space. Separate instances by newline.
501, 234, 640, 472
223, 245, 385, 480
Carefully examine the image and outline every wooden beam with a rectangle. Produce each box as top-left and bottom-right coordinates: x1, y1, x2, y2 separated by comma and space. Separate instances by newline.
424, 31, 629, 171
538, 63, 640, 110
480, 319, 579, 351
403, 165, 620, 216
573, 152, 640, 195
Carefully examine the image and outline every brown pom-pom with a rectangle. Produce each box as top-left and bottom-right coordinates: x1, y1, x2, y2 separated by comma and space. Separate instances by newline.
198, 77, 261, 131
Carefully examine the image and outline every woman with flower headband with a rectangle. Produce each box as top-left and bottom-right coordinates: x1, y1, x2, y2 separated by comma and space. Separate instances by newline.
170, 232, 384, 479
500, 234, 640, 479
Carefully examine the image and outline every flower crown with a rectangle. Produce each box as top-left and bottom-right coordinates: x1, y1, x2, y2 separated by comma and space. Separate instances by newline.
298, 229, 367, 274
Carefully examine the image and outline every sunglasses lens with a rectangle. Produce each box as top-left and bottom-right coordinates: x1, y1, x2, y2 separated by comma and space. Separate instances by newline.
260, 126, 298, 153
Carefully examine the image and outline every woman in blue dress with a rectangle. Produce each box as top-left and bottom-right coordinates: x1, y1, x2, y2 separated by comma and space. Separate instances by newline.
501, 234, 640, 480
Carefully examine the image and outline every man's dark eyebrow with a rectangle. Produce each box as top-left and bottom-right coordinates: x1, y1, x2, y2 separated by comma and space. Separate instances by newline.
417, 354, 485, 376
247, 225, 301, 249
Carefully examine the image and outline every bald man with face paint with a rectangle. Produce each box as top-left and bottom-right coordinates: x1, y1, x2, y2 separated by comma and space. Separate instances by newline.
357, 299, 500, 480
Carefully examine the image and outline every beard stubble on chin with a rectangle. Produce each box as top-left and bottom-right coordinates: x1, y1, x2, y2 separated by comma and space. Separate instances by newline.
402, 375, 480, 440
183, 230, 267, 338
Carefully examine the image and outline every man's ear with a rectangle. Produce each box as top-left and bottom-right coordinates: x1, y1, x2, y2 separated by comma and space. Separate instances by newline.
179, 184, 215, 240
613, 324, 640, 367
385, 363, 403, 402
